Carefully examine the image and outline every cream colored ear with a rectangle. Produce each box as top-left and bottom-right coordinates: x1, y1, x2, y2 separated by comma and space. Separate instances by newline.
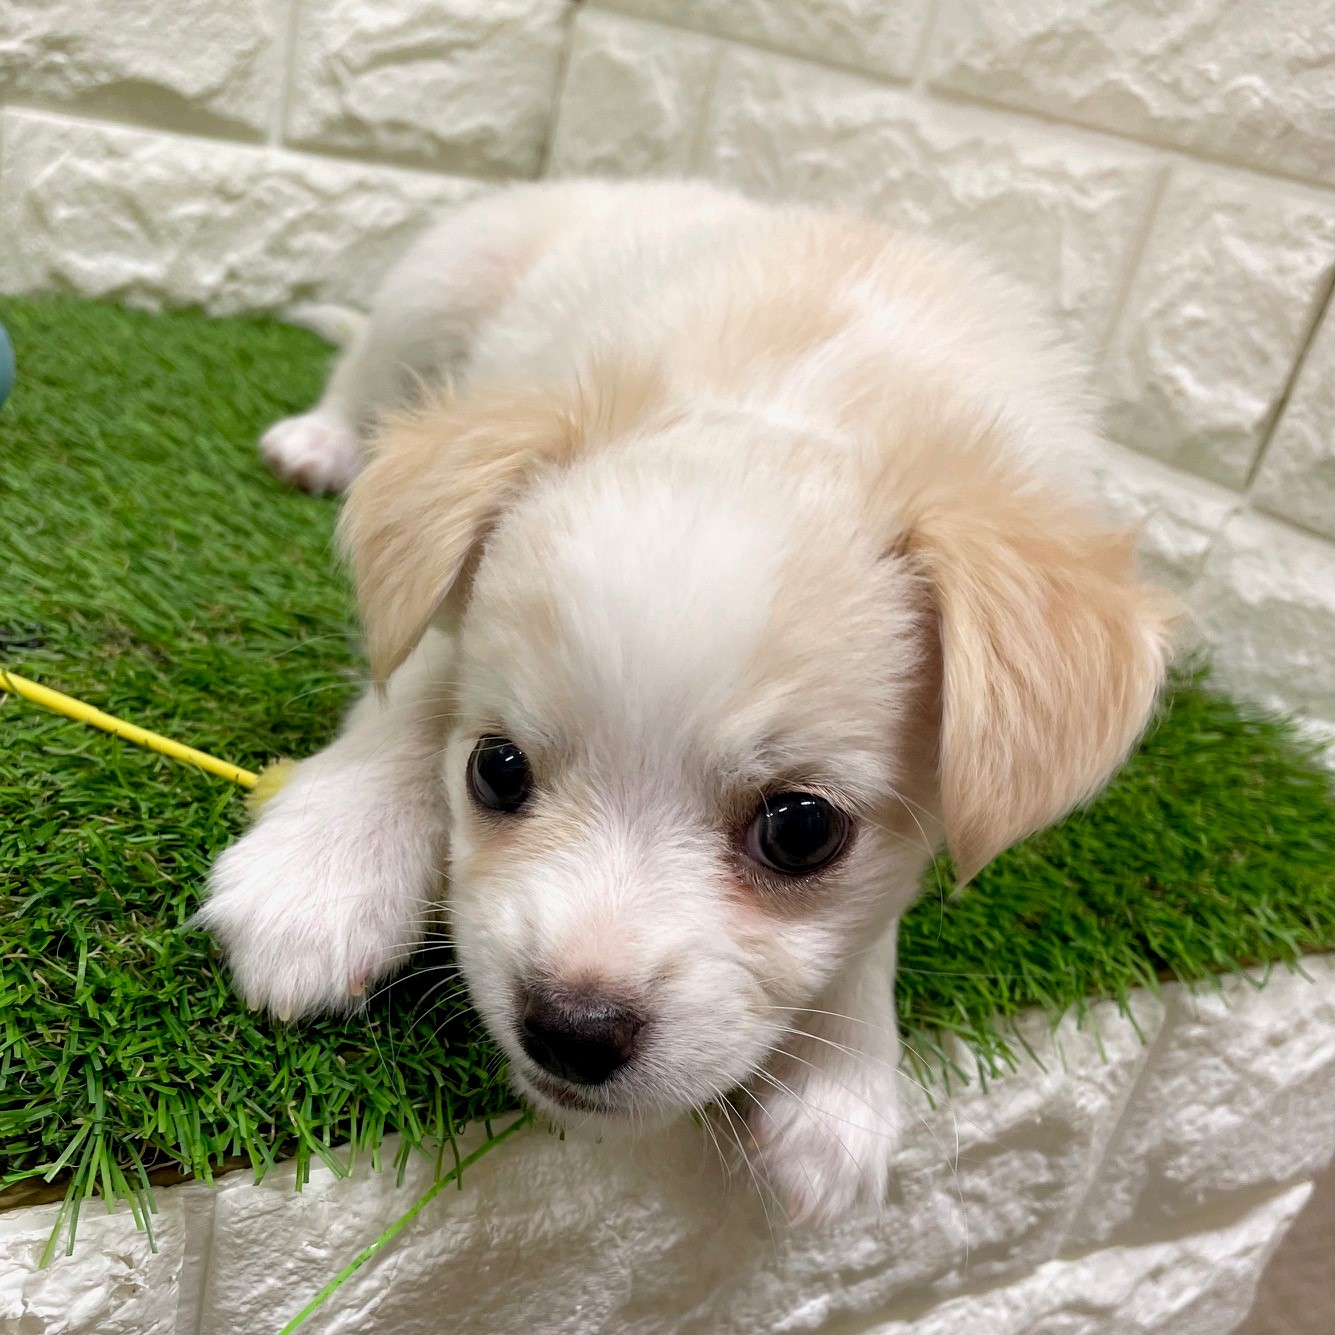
885, 452, 1178, 882
338, 366, 666, 683
338, 384, 585, 683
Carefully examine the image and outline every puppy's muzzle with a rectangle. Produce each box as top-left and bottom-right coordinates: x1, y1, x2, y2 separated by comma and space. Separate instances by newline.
519, 984, 645, 1087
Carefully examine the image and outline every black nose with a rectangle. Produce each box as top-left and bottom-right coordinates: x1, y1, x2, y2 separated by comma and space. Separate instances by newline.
519, 986, 644, 1087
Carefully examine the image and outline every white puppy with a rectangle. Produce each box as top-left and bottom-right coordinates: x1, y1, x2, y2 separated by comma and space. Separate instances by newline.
201, 180, 1174, 1222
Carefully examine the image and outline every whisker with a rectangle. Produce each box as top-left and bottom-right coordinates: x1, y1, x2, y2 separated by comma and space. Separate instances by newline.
715, 1095, 778, 1249
753, 1062, 882, 1161
696, 1101, 734, 1185
763, 1035, 970, 1245
764, 1020, 934, 1101
733, 1078, 832, 1228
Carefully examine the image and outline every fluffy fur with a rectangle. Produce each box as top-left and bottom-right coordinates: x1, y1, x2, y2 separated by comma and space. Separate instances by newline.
201, 179, 1175, 1222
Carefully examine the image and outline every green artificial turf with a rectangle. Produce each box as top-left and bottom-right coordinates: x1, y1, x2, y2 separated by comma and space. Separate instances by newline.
2, 294, 1335, 1241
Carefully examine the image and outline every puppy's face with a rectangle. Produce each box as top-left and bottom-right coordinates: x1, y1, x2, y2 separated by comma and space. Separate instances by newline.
343, 381, 1173, 1127
443, 419, 937, 1119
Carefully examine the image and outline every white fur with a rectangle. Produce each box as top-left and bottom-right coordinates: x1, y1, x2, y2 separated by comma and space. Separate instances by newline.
198, 632, 455, 1018
202, 180, 1169, 1225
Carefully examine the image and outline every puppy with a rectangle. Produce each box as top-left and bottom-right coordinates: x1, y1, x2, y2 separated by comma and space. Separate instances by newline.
201, 179, 1174, 1222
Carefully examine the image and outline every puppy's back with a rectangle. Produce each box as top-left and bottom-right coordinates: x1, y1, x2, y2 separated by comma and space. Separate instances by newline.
464, 179, 1103, 494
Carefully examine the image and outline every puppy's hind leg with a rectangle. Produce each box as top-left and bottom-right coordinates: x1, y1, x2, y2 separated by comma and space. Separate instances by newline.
259, 313, 377, 495
259, 183, 593, 495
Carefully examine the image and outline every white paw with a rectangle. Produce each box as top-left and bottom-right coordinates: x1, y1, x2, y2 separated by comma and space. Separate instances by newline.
747, 1068, 900, 1225
259, 411, 360, 495
198, 766, 443, 1020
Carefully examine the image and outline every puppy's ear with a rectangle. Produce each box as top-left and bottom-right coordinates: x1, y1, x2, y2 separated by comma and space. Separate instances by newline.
879, 441, 1177, 883
338, 384, 581, 683
339, 369, 663, 683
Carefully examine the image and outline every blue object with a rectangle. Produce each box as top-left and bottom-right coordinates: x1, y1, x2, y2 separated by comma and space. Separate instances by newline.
0, 321, 12, 409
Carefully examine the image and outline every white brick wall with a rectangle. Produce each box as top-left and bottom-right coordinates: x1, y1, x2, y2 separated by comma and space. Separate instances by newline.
1, 0, 1332, 743
3, 0, 1332, 749
5, 961, 1334, 1334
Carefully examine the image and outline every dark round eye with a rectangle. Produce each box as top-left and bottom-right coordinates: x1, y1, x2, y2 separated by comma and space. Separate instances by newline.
468, 736, 532, 812
745, 792, 849, 875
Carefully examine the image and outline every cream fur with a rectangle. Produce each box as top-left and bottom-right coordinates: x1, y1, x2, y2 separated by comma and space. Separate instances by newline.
203, 179, 1175, 1224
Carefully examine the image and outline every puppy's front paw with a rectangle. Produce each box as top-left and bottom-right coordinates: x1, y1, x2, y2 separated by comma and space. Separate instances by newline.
198, 779, 441, 1020
259, 411, 360, 495
747, 1070, 900, 1225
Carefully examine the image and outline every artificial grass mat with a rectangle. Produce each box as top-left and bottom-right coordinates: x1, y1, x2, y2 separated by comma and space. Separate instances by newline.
3, 294, 1335, 1236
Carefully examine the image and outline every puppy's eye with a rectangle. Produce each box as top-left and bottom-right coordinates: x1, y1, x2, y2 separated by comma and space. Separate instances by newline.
468, 736, 532, 813
745, 792, 849, 875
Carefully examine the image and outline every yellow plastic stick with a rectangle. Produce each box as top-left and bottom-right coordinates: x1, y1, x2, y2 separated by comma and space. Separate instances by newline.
1, 669, 258, 789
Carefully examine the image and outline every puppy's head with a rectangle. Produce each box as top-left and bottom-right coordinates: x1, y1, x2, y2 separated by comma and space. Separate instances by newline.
340, 375, 1173, 1120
